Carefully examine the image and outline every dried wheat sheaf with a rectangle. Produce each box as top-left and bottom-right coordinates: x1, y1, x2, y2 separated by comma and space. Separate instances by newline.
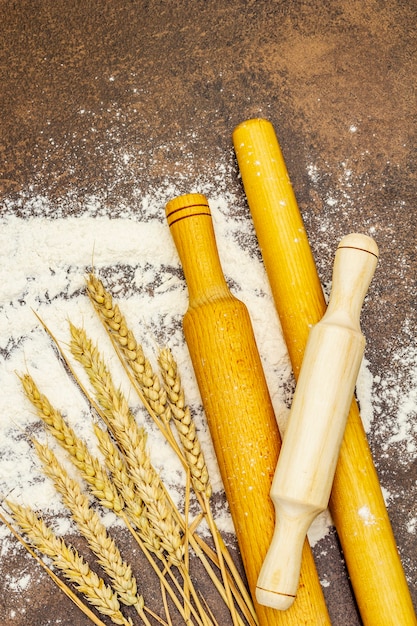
2, 272, 257, 626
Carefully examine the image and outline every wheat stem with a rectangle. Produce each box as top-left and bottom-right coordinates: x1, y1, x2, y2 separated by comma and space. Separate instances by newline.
202, 497, 240, 626
160, 578, 173, 626
191, 534, 258, 626
69, 323, 185, 568
121, 515, 199, 626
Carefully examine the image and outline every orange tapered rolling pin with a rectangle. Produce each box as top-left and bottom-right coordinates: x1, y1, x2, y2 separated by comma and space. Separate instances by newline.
232, 117, 417, 625
166, 193, 331, 626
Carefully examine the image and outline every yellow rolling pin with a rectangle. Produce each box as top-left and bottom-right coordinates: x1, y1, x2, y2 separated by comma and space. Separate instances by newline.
257, 233, 378, 610
166, 194, 331, 626
233, 118, 417, 625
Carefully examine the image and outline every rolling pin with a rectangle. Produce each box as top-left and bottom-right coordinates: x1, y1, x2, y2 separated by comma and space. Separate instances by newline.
166, 194, 331, 626
233, 117, 417, 625
256, 233, 378, 610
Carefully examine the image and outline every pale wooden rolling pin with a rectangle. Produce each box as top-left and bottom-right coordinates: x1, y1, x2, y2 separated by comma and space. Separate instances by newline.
233, 118, 417, 625
166, 194, 331, 626
256, 233, 378, 610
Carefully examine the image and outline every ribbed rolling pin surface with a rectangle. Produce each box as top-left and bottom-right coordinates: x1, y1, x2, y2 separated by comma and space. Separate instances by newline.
257, 233, 378, 610
233, 117, 417, 626
166, 193, 331, 626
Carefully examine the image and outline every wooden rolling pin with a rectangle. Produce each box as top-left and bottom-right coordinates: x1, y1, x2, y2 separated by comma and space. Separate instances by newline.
256, 233, 378, 610
166, 194, 331, 626
233, 117, 417, 625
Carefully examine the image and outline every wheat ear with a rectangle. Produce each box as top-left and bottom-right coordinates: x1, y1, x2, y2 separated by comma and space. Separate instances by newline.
6, 500, 134, 626
32, 439, 150, 624
85, 273, 197, 529
0, 508, 109, 626
84, 281, 254, 625
86, 274, 173, 433
92, 422, 163, 558
69, 323, 184, 567
158, 347, 212, 499
20, 372, 123, 514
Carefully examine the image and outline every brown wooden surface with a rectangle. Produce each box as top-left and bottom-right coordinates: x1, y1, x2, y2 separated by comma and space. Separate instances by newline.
1, 2, 416, 625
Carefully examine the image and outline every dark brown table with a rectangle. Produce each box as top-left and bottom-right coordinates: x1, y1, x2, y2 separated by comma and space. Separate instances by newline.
1, 2, 416, 625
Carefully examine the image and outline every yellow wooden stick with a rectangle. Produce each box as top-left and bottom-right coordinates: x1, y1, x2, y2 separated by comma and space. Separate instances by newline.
233, 117, 417, 625
166, 194, 331, 626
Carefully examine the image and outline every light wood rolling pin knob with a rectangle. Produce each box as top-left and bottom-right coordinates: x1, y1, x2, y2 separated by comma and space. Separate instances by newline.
166, 193, 331, 626
256, 233, 378, 610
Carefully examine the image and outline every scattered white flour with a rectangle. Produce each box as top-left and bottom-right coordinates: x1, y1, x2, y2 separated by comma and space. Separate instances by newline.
0, 187, 292, 546
358, 505, 377, 526
7, 573, 32, 592
1, 157, 416, 610
407, 517, 417, 534
371, 336, 417, 456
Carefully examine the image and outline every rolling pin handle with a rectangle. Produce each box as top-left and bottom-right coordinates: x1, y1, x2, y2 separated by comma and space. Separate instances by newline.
256, 500, 320, 610
325, 233, 379, 329
166, 193, 230, 306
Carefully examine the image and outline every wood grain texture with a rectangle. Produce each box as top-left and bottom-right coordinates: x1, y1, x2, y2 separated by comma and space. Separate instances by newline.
166, 193, 331, 625
233, 118, 417, 626
257, 234, 378, 609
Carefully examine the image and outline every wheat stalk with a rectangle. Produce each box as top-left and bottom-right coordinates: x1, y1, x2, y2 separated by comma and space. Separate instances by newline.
29, 306, 255, 625
0, 507, 109, 626
32, 439, 151, 624
20, 372, 124, 514
85, 272, 186, 465
92, 422, 164, 558
6, 500, 134, 626
157, 347, 212, 499
69, 323, 185, 568
86, 274, 172, 427
83, 277, 256, 625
